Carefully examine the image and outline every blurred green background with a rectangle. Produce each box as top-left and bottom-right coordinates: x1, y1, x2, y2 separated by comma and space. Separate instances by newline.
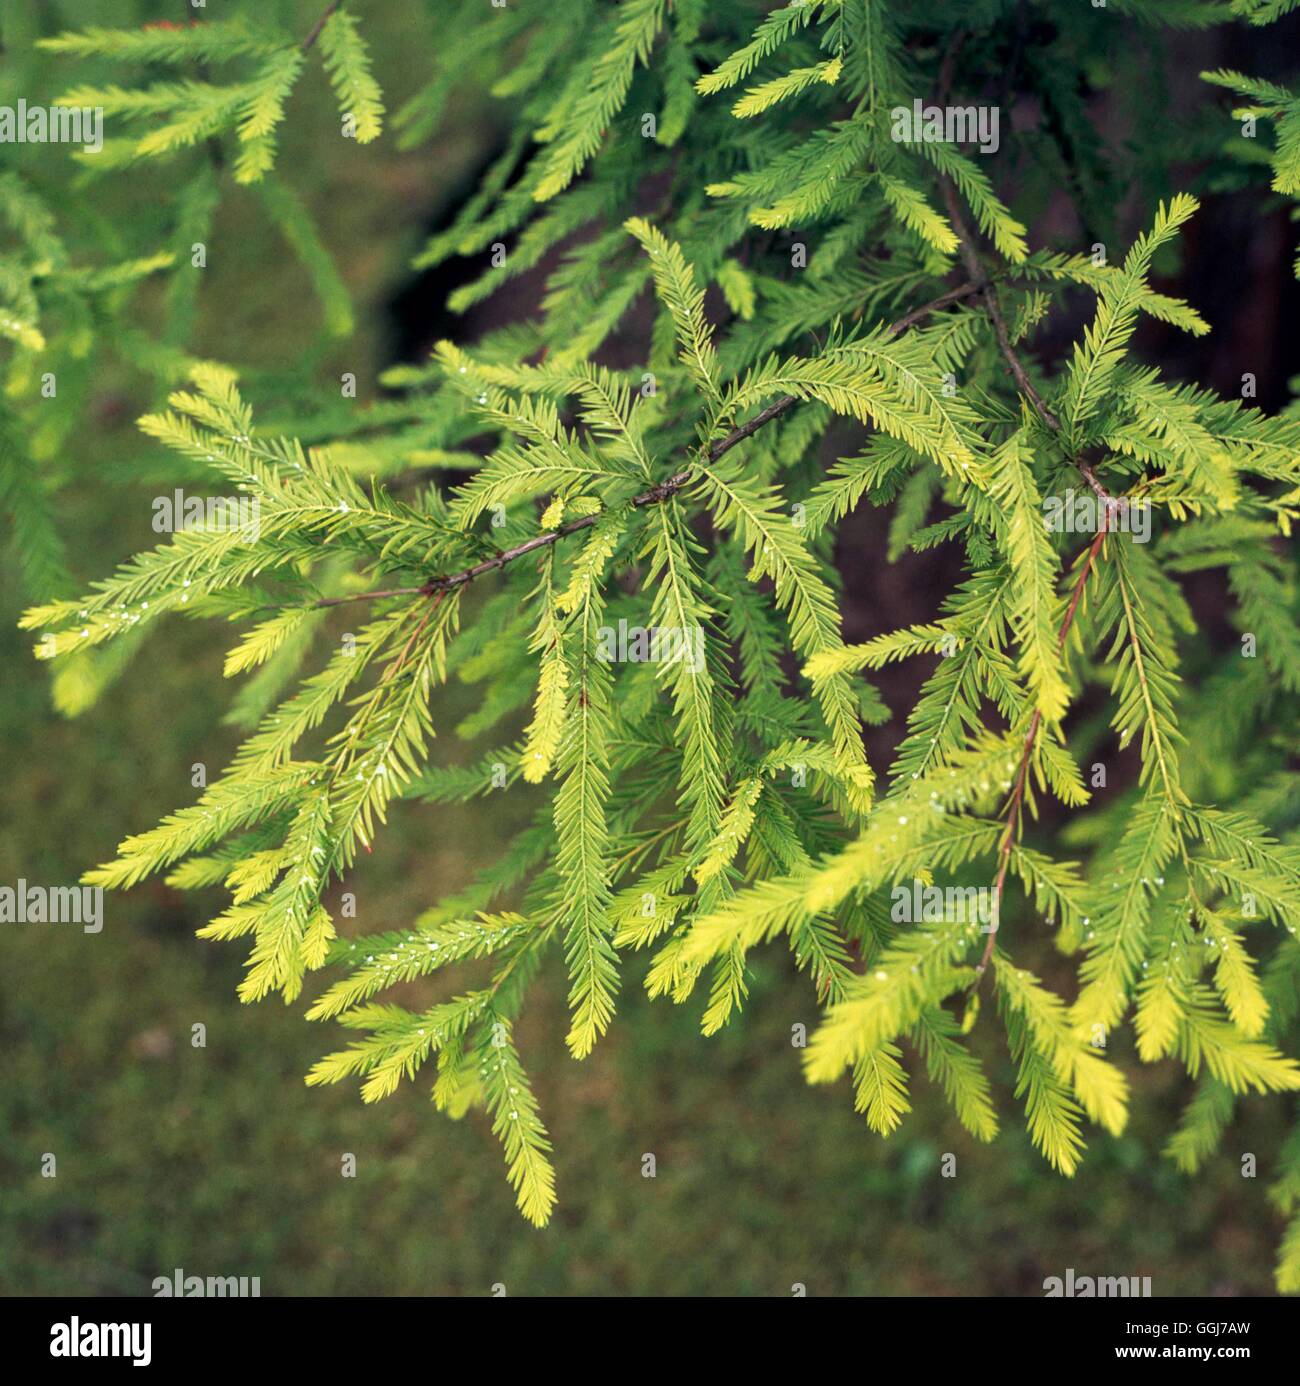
0, 0, 1292, 1297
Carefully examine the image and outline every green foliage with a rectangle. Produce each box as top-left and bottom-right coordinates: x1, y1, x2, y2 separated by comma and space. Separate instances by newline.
1202, 66, 1300, 276
9, 0, 1300, 1284
39, 8, 383, 181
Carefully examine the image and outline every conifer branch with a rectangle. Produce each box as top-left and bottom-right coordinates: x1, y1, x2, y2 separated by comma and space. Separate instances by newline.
932, 51, 1134, 924
936, 173, 1128, 525
302, 281, 985, 613
976, 526, 1108, 978
21, 1, 1299, 1250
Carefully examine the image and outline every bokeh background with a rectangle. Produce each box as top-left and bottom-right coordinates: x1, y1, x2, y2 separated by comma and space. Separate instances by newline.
2, 1, 1298, 1295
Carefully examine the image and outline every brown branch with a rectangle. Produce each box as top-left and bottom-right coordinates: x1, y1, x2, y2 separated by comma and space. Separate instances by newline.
301, 1, 343, 53
1077, 454, 1122, 513
982, 280, 1063, 433
937, 29, 967, 106
937, 176, 1064, 433
975, 525, 1108, 978
886, 278, 985, 335
301, 279, 985, 613
311, 583, 429, 610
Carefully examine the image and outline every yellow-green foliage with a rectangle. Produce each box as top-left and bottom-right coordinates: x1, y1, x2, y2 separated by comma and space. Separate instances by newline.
8, 0, 1300, 1282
